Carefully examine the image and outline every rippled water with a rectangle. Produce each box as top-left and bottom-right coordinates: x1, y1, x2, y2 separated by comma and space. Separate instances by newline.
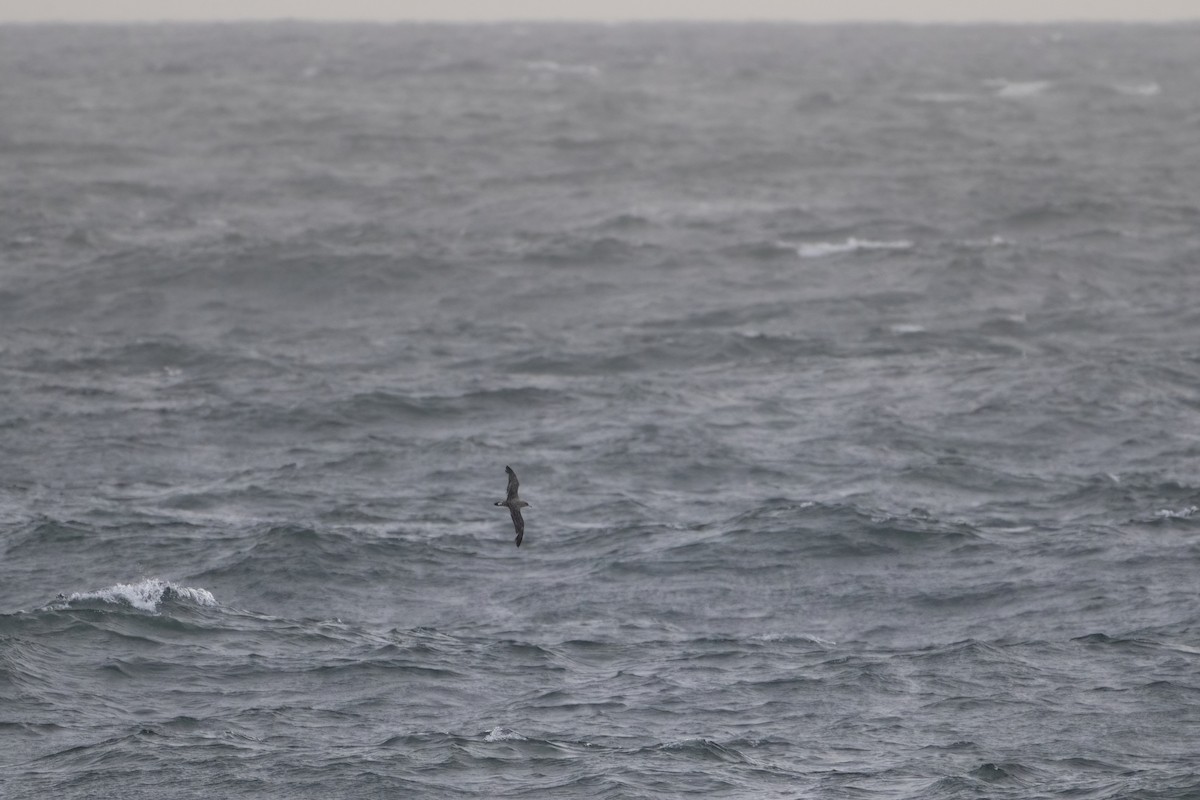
3, 22, 1200, 799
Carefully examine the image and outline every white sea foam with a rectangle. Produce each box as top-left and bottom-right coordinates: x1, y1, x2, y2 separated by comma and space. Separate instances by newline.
1154, 506, 1198, 520
794, 238, 913, 259
484, 726, 527, 742
987, 79, 1052, 98
525, 61, 601, 77
889, 324, 927, 335
753, 633, 837, 646
1114, 82, 1161, 97
62, 578, 217, 613
958, 235, 1011, 249
912, 91, 974, 104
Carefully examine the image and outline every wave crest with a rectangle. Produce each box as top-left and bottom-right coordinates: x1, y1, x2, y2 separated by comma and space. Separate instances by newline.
55, 578, 217, 613
484, 726, 527, 742
793, 237, 913, 259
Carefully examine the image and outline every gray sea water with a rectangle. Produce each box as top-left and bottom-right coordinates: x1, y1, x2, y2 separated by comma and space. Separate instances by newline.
2, 21, 1200, 799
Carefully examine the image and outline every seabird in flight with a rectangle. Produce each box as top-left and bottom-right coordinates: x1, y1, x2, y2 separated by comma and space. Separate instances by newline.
494, 465, 530, 547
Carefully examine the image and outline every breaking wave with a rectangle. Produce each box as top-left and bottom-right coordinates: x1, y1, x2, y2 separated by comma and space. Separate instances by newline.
53, 578, 218, 613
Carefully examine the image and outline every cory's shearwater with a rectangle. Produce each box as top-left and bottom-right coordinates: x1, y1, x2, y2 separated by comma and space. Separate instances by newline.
494, 465, 530, 547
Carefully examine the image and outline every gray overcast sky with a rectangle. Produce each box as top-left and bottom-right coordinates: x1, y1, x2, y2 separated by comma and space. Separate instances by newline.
2, 1, 1198, 23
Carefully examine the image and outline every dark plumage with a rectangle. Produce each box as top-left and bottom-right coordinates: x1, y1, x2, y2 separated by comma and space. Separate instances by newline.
493, 465, 530, 546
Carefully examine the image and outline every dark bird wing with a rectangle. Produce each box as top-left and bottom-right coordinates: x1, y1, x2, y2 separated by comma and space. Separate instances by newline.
509, 507, 525, 547
505, 465, 520, 502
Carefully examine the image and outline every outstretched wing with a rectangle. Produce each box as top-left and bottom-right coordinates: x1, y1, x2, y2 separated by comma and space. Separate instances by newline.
505, 465, 520, 502
509, 507, 525, 547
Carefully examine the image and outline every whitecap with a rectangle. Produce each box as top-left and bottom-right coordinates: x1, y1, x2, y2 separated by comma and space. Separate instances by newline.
889, 323, 926, 335
1154, 506, 1197, 519
752, 633, 837, 646
484, 726, 527, 742
912, 91, 974, 104
958, 234, 1011, 249
987, 79, 1052, 98
1114, 82, 1161, 97
794, 238, 913, 259
524, 61, 601, 77
59, 578, 217, 613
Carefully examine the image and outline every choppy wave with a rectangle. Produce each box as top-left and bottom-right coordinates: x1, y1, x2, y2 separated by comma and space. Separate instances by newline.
1153, 505, 1198, 520
4, 20, 1200, 800
792, 238, 915, 258
986, 78, 1053, 98
483, 726, 528, 742
1112, 81, 1161, 97
524, 60, 602, 78
53, 578, 218, 613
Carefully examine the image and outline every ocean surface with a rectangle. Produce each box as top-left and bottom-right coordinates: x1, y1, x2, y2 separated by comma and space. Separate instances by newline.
2, 21, 1200, 799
